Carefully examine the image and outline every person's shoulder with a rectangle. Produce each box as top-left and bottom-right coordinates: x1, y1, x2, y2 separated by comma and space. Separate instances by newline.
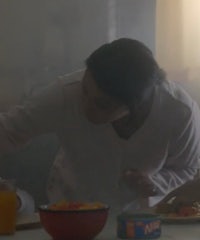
158, 80, 197, 113
58, 69, 85, 87
55, 69, 84, 97
155, 80, 200, 126
29, 69, 84, 106
52, 69, 84, 108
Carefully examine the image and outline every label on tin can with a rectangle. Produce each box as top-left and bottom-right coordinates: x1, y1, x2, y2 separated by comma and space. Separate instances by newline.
126, 221, 135, 238
117, 213, 161, 239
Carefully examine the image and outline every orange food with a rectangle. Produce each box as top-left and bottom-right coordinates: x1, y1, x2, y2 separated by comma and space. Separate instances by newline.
48, 200, 105, 211
156, 200, 200, 218
177, 206, 198, 217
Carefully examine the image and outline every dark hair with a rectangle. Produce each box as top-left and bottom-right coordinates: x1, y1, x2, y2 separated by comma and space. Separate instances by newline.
86, 38, 165, 105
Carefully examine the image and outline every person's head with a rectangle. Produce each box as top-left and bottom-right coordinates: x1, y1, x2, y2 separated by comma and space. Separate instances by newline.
82, 38, 165, 124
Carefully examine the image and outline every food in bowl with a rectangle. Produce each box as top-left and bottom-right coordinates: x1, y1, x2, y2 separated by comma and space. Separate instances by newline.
155, 198, 200, 217
39, 200, 109, 240
48, 200, 106, 211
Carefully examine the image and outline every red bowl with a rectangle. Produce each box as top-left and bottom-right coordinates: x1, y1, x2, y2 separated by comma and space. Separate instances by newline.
39, 204, 110, 240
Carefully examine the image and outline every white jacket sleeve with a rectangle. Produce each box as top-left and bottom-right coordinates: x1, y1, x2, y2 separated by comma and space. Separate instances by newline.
0, 70, 84, 155
0, 80, 66, 154
149, 102, 200, 206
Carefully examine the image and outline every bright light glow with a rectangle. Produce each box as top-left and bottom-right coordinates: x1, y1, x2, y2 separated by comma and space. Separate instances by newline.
156, 0, 200, 73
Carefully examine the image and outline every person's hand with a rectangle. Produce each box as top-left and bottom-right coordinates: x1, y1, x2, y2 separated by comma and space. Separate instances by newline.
157, 178, 200, 206
120, 169, 157, 197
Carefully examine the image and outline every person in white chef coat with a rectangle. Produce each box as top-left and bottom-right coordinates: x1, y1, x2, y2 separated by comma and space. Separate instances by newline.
0, 38, 200, 214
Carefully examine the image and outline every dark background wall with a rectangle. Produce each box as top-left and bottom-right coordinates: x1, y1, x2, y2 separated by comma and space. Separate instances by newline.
0, 0, 156, 207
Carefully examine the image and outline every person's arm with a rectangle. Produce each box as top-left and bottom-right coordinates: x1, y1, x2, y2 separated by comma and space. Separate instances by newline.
149, 101, 200, 205
0, 79, 66, 154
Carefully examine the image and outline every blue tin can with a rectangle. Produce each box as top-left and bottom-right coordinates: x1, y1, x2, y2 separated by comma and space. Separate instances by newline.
117, 213, 161, 239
